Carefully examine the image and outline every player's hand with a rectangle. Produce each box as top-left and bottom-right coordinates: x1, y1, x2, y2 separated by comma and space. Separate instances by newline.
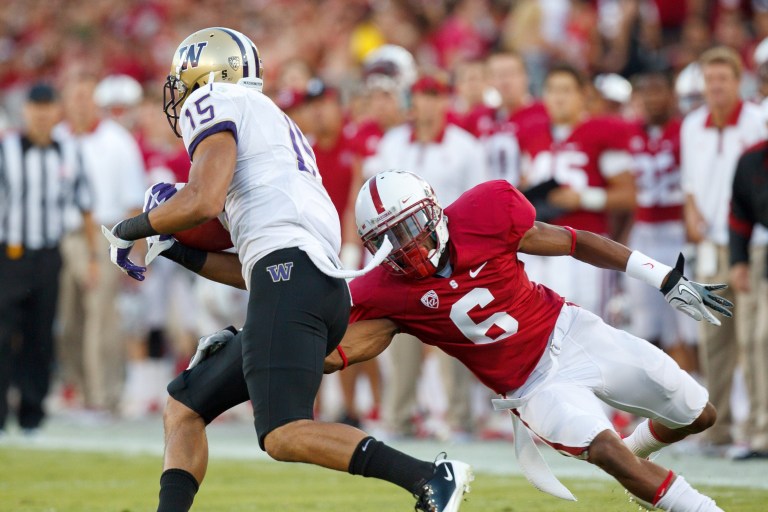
101, 224, 146, 281
143, 183, 179, 265
660, 253, 733, 326
729, 263, 751, 294
188, 326, 238, 370
144, 182, 179, 212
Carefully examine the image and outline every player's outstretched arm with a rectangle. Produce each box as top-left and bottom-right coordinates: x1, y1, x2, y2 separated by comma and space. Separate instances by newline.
519, 221, 631, 270
324, 319, 399, 374
519, 221, 733, 324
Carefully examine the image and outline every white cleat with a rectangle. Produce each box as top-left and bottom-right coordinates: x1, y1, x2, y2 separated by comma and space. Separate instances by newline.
415, 455, 474, 512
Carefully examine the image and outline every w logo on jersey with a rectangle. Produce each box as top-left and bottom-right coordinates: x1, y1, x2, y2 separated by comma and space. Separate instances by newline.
178, 41, 209, 71
421, 290, 439, 309
266, 262, 293, 282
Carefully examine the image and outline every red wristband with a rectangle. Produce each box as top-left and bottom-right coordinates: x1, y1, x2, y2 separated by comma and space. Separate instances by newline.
336, 345, 348, 370
564, 226, 577, 256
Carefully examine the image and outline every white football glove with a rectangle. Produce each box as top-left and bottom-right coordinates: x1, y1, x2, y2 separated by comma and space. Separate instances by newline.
101, 224, 146, 281
661, 254, 734, 326
143, 182, 183, 265
187, 326, 238, 370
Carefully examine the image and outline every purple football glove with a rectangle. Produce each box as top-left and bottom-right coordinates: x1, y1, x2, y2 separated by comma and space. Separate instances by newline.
101, 224, 146, 281
143, 182, 182, 265
144, 182, 179, 212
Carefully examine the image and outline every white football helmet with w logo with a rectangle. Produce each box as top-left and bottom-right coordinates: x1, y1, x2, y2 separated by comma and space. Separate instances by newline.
163, 27, 264, 137
355, 170, 449, 279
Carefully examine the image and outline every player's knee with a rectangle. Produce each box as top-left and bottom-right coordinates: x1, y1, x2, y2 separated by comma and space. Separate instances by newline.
163, 396, 202, 428
587, 430, 634, 472
263, 420, 309, 462
691, 402, 717, 432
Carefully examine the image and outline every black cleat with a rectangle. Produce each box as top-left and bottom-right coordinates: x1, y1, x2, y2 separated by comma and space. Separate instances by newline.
414, 454, 473, 512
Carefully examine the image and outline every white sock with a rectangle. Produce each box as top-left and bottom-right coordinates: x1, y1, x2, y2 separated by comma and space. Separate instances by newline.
624, 419, 669, 458
656, 475, 723, 512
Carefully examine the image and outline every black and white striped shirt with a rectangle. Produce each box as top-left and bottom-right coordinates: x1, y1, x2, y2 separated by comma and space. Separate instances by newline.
0, 132, 92, 250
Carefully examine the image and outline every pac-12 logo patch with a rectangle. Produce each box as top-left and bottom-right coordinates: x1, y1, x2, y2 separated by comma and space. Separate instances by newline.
228, 56, 241, 70
421, 290, 439, 309
266, 262, 293, 282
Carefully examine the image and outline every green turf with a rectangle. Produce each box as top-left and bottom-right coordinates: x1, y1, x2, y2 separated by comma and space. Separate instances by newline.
1, 447, 766, 511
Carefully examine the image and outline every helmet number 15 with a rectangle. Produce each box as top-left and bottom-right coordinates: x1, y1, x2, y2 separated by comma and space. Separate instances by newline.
449, 288, 519, 345
184, 93, 215, 130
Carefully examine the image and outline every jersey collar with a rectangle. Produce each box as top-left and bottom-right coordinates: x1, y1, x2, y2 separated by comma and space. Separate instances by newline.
704, 101, 743, 128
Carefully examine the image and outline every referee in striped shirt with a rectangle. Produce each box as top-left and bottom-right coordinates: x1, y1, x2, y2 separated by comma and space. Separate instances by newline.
0, 83, 94, 435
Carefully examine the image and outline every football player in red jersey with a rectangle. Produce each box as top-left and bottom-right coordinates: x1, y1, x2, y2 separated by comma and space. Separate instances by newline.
151, 169, 730, 511
517, 63, 637, 315
627, 71, 699, 374
335, 171, 729, 511
460, 51, 549, 185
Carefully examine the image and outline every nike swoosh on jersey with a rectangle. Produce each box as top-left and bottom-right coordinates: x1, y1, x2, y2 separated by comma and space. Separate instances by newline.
443, 464, 454, 481
469, 261, 488, 278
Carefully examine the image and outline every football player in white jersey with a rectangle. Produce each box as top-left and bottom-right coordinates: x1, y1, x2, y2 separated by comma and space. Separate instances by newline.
101, 27, 471, 512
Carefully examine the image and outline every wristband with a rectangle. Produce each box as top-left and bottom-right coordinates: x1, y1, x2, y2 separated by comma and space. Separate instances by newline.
336, 345, 349, 370
626, 250, 673, 290
113, 211, 159, 241
162, 243, 208, 273
580, 187, 608, 211
564, 226, 577, 256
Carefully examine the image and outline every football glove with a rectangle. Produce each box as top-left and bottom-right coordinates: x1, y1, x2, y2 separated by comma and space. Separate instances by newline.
187, 326, 238, 370
101, 224, 146, 281
143, 183, 180, 265
660, 253, 734, 326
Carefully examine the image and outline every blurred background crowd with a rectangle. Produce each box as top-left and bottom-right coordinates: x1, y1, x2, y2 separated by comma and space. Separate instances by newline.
2, 0, 768, 461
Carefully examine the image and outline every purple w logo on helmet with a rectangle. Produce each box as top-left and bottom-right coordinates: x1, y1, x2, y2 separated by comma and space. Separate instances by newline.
178, 41, 208, 71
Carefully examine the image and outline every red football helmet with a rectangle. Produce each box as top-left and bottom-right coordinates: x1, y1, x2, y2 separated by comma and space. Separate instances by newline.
355, 170, 449, 279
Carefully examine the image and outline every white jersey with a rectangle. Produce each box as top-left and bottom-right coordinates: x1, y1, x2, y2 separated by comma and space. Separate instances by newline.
365, 123, 488, 205
680, 101, 768, 245
179, 82, 341, 287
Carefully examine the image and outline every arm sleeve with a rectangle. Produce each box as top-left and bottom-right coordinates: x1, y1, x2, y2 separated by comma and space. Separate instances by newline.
477, 181, 535, 252
505, 186, 536, 252
181, 86, 241, 160
729, 152, 756, 266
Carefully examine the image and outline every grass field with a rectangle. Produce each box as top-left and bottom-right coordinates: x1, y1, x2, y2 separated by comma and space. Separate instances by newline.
1, 447, 767, 511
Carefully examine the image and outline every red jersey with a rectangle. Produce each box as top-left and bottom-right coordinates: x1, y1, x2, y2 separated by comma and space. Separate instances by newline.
348, 119, 384, 159
349, 181, 565, 394
629, 119, 684, 223
461, 102, 549, 185
462, 102, 548, 139
313, 123, 359, 218
517, 116, 634, 233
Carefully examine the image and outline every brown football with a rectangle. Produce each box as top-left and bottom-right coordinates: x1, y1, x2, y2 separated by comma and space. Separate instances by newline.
173, 218, 233, 252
